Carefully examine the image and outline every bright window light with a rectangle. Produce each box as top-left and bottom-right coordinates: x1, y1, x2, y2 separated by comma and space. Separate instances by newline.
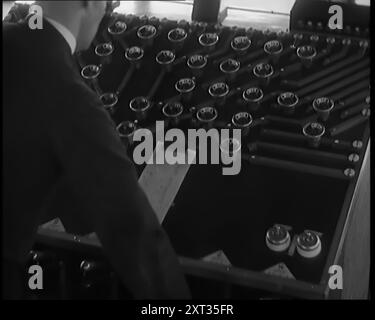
355, 0, 370, 5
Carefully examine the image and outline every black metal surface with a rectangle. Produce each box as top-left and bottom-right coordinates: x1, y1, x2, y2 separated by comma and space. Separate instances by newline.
80, 13, 369, 166
192, 0, 221, 23
164, 164, 348, 284
74, 10, 370, 287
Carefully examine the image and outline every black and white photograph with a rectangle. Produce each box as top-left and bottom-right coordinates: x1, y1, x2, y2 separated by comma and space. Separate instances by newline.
2, 0, 371, 305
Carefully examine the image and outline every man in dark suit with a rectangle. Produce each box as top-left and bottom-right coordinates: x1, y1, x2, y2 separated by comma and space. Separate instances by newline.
2, 1, 190, 299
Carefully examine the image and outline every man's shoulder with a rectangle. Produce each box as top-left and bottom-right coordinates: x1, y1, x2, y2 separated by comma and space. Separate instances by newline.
3, 22, 29, 46
50, 74, 112, 121
63, 77, 103, 109
2, 21, 111, 123
3, 21, 50, 60
3, 21, 26, 33
3, 19, 70, 60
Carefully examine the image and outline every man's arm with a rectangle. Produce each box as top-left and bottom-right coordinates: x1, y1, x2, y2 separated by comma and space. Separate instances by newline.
45, 80, 190, 299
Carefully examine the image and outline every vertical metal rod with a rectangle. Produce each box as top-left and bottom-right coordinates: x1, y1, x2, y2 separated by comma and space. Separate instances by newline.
192, 0, 221, 24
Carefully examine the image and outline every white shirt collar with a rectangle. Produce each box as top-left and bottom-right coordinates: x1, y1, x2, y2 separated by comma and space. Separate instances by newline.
45, 17, 77, 54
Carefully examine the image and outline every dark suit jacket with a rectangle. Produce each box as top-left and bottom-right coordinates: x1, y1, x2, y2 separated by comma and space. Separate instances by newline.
2, 19, 189, 299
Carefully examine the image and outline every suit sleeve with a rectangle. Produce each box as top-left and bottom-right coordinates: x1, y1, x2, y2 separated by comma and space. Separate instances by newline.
45, 79, 190, 299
